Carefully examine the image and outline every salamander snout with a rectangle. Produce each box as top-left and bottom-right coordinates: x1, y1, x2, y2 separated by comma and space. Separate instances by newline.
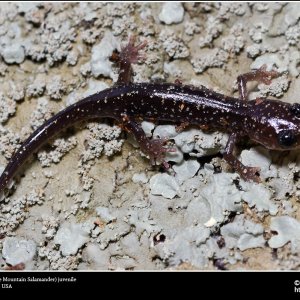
275, 103, 300, 149
246, 101, 300, 150
271, 103, 300, 150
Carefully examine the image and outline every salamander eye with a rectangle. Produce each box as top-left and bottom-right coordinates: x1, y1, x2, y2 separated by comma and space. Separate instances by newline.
290, 103, 300, 118
278, 130, 296, 147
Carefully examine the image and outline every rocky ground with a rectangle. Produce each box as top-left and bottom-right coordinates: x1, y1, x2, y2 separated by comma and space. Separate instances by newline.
1, 2, 300, 270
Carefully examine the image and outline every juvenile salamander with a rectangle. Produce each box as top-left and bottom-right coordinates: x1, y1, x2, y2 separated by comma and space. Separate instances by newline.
1, 36, 300, 196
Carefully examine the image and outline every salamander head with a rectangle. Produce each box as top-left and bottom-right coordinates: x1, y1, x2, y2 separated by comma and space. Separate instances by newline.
246, 102, 300, 150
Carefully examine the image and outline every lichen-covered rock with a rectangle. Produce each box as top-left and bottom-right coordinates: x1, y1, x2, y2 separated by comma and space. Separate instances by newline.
54, 223, 90, 256
149, 173, 181, 199
241, 183, 278, 215
158, 3, 184, 25
1, 44, 25, 64
2, 237, 36, 266
174, 159, 200, 183
90, 31, 120, 79
221, 215, 265, 251
268, 216, 300, 253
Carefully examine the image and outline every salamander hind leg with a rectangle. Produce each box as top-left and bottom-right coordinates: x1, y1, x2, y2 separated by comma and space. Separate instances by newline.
115, 35, 147, 84
123, 118, 175, 168
223, 133, 261, 183
237, 64, 280, 101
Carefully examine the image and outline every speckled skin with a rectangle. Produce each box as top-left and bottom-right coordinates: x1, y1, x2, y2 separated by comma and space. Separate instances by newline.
1, 38, 300, 195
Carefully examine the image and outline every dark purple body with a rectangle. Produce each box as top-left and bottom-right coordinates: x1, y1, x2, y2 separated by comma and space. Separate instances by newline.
0, 82, 299, 193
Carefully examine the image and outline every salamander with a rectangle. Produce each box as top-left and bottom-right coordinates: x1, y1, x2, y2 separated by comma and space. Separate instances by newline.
1, 36, 300, 196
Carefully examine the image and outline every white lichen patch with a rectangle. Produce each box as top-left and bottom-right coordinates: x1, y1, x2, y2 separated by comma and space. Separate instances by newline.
149, 173, 181, 199
95, 221, 131, 250
159, 29, 190, 59
26, 77, 46, 98
7, 81, 25, 102
0, 92, 16, 124
268, 216, 300, 254
96, 207, 117, 224
30, 97, 53, 130
158, 2, 184, 25
25, 13, 77, 66
90, 31, 120, 79
132, 172, 148, 184
165, 145, 184, 164
1, 44, 25, 64
173, 159, 200, 183
38, 137, 78, 167
2, 237, 36, 266
38, 247, 80, 270
251, 54, 288, 73
240, 147, 276, 179
174, 129, 202, 153
199, 16, 223, 48
191, 48, 229, 74
184, 21, 201, 36
194, 131, 228, 157
153, 125, 177, 139
0, 189, 45, 233
0, 125, 21, 159
141, 121, 155, 138
54, 222, 90, 256
126, 207, 161, 236
241, 183, 278, 215
197, 170, 243, 224
46, 75, 66, 100
80, 123, 123, 163
41, 215, 59, 240
82, 243, 111, 269
256, 75, 290, 98
220, 215, 265, 251
154, 225, 211, 268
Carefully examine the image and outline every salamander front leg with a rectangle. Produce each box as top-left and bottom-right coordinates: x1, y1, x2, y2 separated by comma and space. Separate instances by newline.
237, 64, 279, 101
123, 117, 175, 169
114, 36, 147, 84
223, 133, 261, 183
